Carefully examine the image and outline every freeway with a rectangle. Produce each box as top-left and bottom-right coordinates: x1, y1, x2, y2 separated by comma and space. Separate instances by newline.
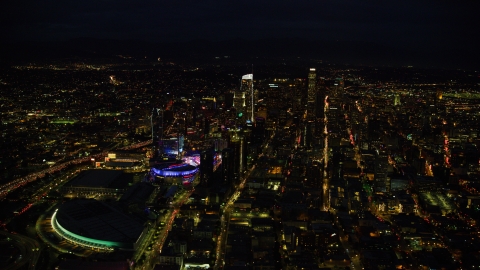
0, 230, 41, 270
0, 139, 152, 200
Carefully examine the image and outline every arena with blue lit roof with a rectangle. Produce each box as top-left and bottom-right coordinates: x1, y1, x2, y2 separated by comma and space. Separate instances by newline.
51, 199, 146, 251
150, 162, 199, 186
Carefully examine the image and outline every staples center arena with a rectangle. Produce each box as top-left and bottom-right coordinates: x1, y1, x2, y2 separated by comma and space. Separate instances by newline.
150, 162, 199, 186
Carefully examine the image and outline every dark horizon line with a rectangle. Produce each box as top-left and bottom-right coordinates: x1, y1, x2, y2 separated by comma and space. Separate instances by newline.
1, 37, 478, 71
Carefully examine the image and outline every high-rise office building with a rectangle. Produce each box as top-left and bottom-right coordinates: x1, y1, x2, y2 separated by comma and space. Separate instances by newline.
252, 117, 266, 144
307, 68, 316, 119
304, 121, 314, 148
434, 88, 443, 110
151, 108, 164, 158
221, 148, 235, 187
243, 74, 254, 122
233, 85, 245, 119
200, 148, 214, 187
334, 77, 344, 97
312, 77, 326, 147
160, 136, 184, 159
230, 131, 247, 183
305, 68, 317, 149
394, 94, 401, 106
374, 150, 389, 193
315, 77, 326, 120
436, 88, 443, 102
234, 74, 254, 122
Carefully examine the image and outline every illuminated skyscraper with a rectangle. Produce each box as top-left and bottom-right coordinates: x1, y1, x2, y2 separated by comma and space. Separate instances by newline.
307, 68, 316, 118
230, 131, 247, 184
394, 94, 401, 106
234, 74, 254, 122
244, 74, 254, 122
233, 85, 245, 119
436, 89, 443, 101
304, 68, 317, 149
435, 88, 443, 107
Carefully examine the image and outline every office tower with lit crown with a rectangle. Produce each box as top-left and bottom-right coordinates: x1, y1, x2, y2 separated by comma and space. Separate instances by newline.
243, 74, 254, 122
303, 68, 317, 149
234, 74, 253, 123
307, 68, 316, 118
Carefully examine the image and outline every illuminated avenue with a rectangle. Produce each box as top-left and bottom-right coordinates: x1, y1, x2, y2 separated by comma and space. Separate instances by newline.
0, 58, 480, 270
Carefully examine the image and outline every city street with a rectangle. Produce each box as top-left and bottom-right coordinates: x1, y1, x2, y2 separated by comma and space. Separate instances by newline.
213, 131, 274, 269
133, 189, 194, 270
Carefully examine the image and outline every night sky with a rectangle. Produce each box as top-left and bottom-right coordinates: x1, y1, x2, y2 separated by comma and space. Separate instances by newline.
1, 0, 479, 68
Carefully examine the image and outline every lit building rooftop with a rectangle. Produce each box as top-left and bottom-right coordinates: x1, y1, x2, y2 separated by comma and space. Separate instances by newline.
52, 199, 144, 250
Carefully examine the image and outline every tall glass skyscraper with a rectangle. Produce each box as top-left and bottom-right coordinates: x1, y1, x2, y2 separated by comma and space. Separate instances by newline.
234, 74, 253, 122
307, 68, 316, 119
